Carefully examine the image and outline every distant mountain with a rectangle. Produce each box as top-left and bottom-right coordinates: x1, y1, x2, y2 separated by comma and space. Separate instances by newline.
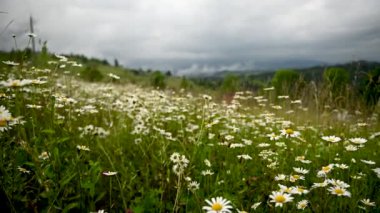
190, 60, 380, 79
176, 59, 329, 77
253, 59, 328, 70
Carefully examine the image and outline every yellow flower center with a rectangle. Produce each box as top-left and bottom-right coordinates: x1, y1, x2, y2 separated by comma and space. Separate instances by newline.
0, 119, 7, 127
334, 188, 344, 195
285, 129, 294, 135
11, 81, 20, 87
293, 175, 300, 179
211, 203, 223, 211
275, 195, 286, 203
322, 166, 331, 172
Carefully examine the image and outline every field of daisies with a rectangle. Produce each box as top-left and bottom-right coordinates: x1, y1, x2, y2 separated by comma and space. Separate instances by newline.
1, 53, 380, 212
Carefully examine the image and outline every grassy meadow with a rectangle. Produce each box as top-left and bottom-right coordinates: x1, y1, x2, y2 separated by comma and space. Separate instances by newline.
0, 47, 380, 213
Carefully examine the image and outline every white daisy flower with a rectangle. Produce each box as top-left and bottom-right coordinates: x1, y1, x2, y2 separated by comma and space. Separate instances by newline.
321, 135, 341, 143
293, 167, 309, 174
361, 159, 376, 165
297, 200, 309, 210
360, 198, 376, 207
349, 137, 367, 144
269, 191, 294, 207
328, 186, 351, 197
203, 197, 233, 213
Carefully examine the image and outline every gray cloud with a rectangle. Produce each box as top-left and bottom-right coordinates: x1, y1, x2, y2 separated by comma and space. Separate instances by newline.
1, 0, 379, 73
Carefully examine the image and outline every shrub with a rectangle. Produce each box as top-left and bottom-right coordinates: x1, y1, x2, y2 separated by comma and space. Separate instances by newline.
80, 65, 104, 82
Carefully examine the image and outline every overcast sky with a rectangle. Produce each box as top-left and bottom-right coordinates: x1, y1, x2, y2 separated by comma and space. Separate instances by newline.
1, 0, 380, 74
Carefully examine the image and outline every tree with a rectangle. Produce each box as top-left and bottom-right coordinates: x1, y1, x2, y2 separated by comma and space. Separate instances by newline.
272, 69, 300, 96
180, 77, 192, 90
360, 67, 380, 109
323, 67, 349, 98
151, 71, 166, 89
221, 74, 240, 94
114, 59, 119, 67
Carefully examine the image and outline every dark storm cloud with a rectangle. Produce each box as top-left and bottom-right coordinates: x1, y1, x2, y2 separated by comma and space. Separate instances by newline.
1, 0, 379, 74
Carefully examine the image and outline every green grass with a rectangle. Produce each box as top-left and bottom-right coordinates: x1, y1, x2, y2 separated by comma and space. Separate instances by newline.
0, 52, 379, 213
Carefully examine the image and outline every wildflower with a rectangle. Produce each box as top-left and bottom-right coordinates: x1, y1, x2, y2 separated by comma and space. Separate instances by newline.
312, 181, 328, 188
369, 132, 380, 139
204, 159, 212, 167
291, 100, 302, 104
293, 167, 309, 174
269, 191, 294, 207
319, 164, 334, 175
187, 181, 200, 192
361, 159, 376, 165
208, 133, 215, 139
0, 106, 13, 132
274, 174, 287, 181
327, 179, 350, 188
321, 136, 341, 143
280, 128, 300, 138
203, 197, 233, 213
278, 184, 293, 193
328, 186, 351, 197
26, 104, 43, 109
38, 151, 49, 160
275, 142, 286, 147
257, 143, 270, 148
297, 200, 309, 210
170, 152, 181, 163
230, 143, 245, 148
267, 133, 280, 141
295, 156, 312, 164
102, 171, 117, 176
225, 135, 234, 141
108, 73, 120, 80
2, 60, 19, 66
251, 202, 261, 210
267, 161, 279, 169
349, 137, 367, 144
201, 170, 214, 176
77, 145, 90, 151
345, 145, 358, 151
290, 174, 304, 182
263, 86, 274, 91
202, 94, 212, 101
291, 186, 309, 195
278, 95, 289, 99
372, 168, 380, 178
335, 164, 349, 169
242, 139, 252, 145
93, 127, 110, 138
360, 199, 376, 207
17, 166, 31, 174
170, 153, 189, 176
0, 79, 32, 87
237, 154, 252, 160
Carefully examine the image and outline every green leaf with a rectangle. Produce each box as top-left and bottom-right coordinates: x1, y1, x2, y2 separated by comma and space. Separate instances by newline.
42, 129, 55, 134
56, 137, 70, 144
62, 202, 79, 213
60, 172, 77, 188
